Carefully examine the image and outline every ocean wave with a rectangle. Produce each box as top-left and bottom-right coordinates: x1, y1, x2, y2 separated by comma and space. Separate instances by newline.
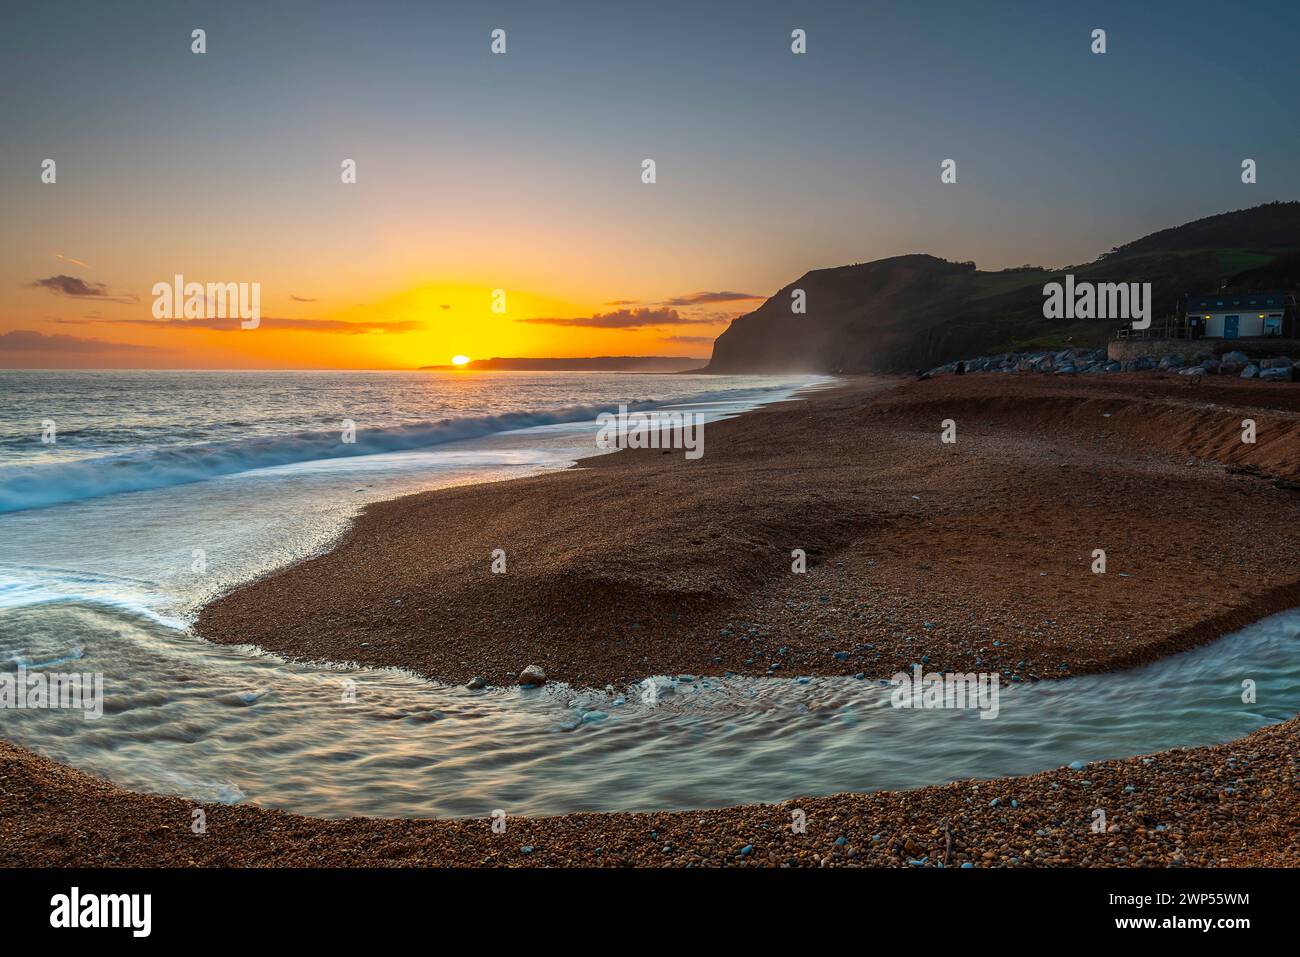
0, 571, 187, 628
0, 388, 805, 513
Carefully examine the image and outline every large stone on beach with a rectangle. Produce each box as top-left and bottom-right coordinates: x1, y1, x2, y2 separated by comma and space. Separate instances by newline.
1259, 366, 1294, 382
1261, 356, 1293, 369
1240, 364, 1259, 379
1158, 354, 1184, 370
1221, 350, 1249, 365
517, 664, 547, 687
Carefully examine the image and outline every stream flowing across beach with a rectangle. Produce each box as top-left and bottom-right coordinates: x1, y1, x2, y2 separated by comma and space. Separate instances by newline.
1, 371, 1297, 819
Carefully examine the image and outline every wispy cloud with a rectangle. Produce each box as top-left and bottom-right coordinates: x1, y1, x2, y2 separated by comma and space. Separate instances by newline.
59, 316, 425, 335
661, 290, 761, 306
0, 329, 168, 353
658, 334, 716, 344
290, 294, 317, 302
55, 254, 89, 268
517, 307, 720, 330
30, 275, 138, 303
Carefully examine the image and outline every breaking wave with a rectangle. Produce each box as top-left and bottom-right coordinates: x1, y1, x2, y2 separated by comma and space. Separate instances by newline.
0, 402, 631, 513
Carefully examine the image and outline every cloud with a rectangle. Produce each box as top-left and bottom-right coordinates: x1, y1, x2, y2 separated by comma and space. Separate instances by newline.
658, 334, 716, 344
30, 274, 138, 303
600, 292, 760, 309
0, 329, 168, 354
55, 254, 89, 268
33, 275, 108, 296
61, 316, 425, 335
662, 291, 762, 306
517, 307, 720, 330
290, 294, 317, 302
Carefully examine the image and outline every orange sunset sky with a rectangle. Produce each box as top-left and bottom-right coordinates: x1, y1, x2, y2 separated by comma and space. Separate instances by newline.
4, 3, 1295, 369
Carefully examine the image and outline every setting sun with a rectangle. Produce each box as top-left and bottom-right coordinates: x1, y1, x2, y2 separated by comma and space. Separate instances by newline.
451, 355, 470, 367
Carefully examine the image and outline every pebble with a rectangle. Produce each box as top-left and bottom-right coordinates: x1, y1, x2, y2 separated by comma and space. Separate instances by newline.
518, 664, 547, 687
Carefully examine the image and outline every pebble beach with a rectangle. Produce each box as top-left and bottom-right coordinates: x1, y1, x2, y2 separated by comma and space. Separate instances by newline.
5, 372, 1300, 867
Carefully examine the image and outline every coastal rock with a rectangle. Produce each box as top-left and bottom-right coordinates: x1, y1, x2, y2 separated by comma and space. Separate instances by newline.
518, 664, 547, 687
1262, 355, 1293, 369
1259, 366, 1294, 382
466, 676, 488, 690
1221, 350, 1250, 365
1240, 364, 1260, 379
1158, 354, 1184, 370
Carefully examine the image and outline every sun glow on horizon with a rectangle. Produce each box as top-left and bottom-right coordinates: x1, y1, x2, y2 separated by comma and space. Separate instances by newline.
451, 354, 471, 366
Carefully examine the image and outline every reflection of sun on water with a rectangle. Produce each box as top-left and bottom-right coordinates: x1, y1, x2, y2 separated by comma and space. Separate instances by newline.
451, 355, 470, 367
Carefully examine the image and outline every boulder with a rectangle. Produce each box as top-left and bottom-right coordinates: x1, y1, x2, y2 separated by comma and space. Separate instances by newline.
1221, 350, 1250, 365
517, 664, 547, 687
1259, 366, 1294, 382
1240, 363, 1259, 379
1128, 356, 1156, 371
1261, 356, 1293, 369
1158, 353, 1185, 370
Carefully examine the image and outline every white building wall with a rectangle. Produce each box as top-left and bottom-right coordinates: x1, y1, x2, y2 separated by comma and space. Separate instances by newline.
1203, 311, 1279, 338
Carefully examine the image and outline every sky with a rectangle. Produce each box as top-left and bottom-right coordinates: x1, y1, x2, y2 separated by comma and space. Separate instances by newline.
2, 0, 1298, 369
